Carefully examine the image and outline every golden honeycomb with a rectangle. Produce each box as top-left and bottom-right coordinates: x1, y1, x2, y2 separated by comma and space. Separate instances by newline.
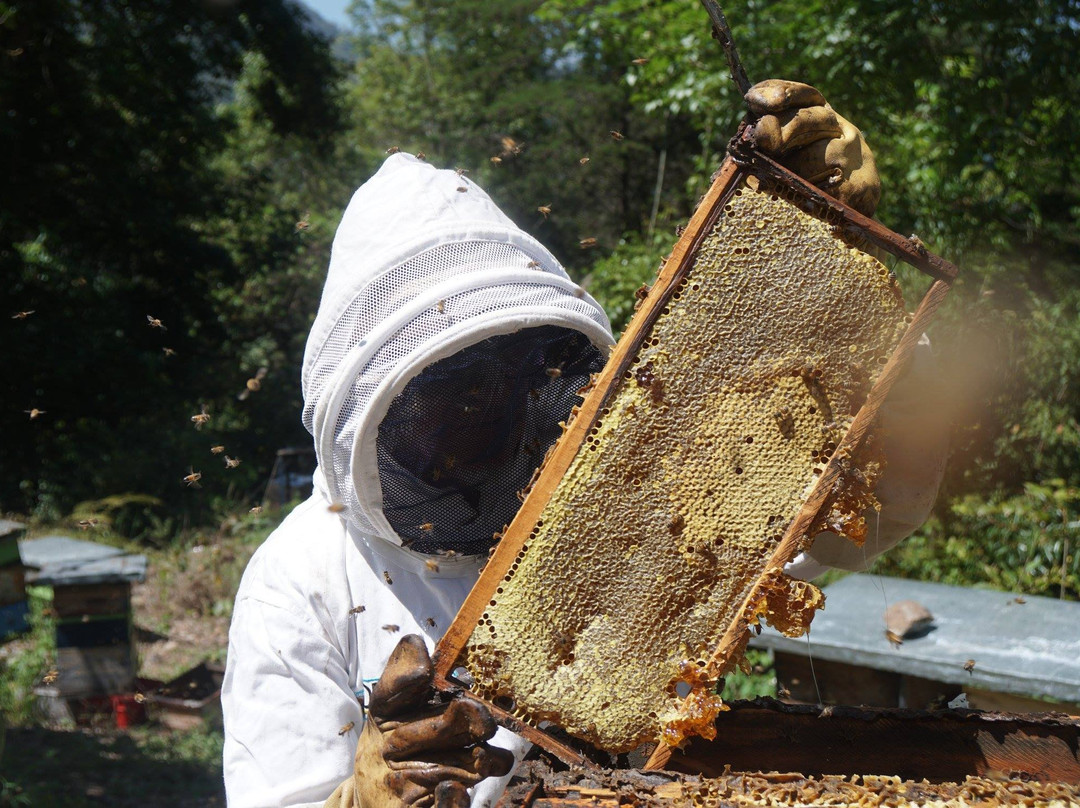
459, 176, 909, 753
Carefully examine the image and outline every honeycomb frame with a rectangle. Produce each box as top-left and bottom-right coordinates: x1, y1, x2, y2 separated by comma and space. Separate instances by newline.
433, 139, 958, 767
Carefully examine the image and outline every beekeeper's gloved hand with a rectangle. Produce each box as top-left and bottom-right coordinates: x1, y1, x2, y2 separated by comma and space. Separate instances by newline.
746, 79, 881, 218
324, 635, 514, 808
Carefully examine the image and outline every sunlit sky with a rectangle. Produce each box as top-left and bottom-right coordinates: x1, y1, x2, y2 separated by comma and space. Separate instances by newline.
299, 0, 352, 29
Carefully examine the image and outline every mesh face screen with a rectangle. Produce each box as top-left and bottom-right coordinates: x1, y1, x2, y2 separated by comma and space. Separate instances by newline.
455, 178, 910, 752
377, 326, 604, 556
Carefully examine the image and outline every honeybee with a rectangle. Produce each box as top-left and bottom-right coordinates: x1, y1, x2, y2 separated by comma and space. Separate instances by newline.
211, 445, 225, 454
77, 519, 99, 530
338, 722, 355, 735
11, 310, 34, 319
239, 367, 268, 401
383, 571, 393, 585
455, 167, 469, 176
386, 146, 400, 155
348, 604, 366, 615
885, 629, 904, 647
500, 136, 523, 157
1011, 596, 1026, 605
415, 151, 426, 161
146, 315, 167, 330
578, 156, 590, 166
537, 205, 551, 219
24, 408, 46, 420
526, 260, 541, 268
963, 659, 976, 673
545, 367, 562, 379
191, 406, 210, 429
610, 130, 625, 141
776, 684, 791, 699
183, 468, 203, 488
42, 669, 59, 685
456, 186, 468, 193
295, 214, 310, 232
162, 347, 176, 357
631, 57, 649, 65
418, 523, 434, 532
133, 692, 146, 703
224, 455, 241, 469
579, 237, 598, 249
328, 502, 346, 513
436, 300, 445, 313
382, 624, 400, 633
249, 505, 263, 515
490, 156, 502, 165
425, 559, 440, 573
425, 617, 437, 628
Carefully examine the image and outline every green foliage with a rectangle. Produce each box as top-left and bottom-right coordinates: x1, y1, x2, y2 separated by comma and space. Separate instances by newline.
0, 587, 56, 727
879, 480, 1079, 599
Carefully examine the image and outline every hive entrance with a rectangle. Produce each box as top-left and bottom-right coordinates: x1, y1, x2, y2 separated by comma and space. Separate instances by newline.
433, 147, 956, 764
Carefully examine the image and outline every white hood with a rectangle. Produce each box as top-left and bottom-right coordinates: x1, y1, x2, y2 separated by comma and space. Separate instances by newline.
302, 154, 613, 555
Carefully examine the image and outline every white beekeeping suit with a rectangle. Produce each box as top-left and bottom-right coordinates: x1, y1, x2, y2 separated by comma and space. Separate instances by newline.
222, 151, 948, 808
222, 153, 613, 808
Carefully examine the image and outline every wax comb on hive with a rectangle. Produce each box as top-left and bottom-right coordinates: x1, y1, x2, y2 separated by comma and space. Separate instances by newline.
433, 133, 957, 765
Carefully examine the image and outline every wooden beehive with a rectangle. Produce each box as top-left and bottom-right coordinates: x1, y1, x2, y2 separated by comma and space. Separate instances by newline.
434, 134, 957, 764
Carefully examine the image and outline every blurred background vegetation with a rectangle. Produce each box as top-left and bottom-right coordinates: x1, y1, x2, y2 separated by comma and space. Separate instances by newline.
1, 0, 1077, 598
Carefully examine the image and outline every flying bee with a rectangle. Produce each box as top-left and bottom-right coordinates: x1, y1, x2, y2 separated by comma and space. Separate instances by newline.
500, 136, 523, 157
425, 559, 440, 573
386, 146, 400, 155
436, 299, 445, 313
526, 260, 541, 268
348, 604, 366, 615
133, 692, 146, 703
239, 367, 268, 401
490, 156, 502, 165
249, 505, 263, 515
455, 167, 469, 176
295, 214, 310, 232
1011, 596, 1027, 605
578, 156, 590, 165
456, 186, 468, 193
382, 624, 400, 633
631, 57, 649, 65
537, 204, 552, 219
579, 237, 598, 249
885, 629, 904, 647
191, 406, 210, 429
545, 367, 562, 379
11, 310, 34, 319
77, 519, 99, 530
211, 445, 225, 454
183, 468, 202, 488
328, 502, 346, 513
418, 523, 434, 533
162, 347, 176, 357
963, 659, 976, 673
383, 571, 393, 585
776, 684, 791, 699
42, 669, 59, 685
338, 722, 355, 736
425, 617, 437, 628
441, 549, 459, 559
146, 315, 166, 330
610, 130, 625, 141
415, 151, 426, 161
25, 408, 45, 420
224, 455, 241, 469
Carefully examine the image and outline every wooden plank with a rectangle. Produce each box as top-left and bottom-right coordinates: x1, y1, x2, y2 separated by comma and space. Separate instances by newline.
52, 582, 131, 618
665, 698, 1080, 785
55, 644, 136, 697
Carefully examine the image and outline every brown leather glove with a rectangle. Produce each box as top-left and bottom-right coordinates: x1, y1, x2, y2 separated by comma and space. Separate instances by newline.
745, 79, 881, 218
324, 635, 515, 808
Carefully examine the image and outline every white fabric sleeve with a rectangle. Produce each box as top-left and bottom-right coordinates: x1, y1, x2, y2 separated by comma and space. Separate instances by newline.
786, 335, 949, 581
223, 593, 362, 808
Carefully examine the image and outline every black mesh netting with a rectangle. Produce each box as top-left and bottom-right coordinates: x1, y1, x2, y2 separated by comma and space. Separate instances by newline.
376, 325, 605, 556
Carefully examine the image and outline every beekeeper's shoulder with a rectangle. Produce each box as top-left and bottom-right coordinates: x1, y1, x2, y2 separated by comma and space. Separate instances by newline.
235, 494, 351, 622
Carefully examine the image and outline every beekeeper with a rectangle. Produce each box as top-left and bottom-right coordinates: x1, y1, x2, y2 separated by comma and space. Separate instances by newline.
221, 81, 948, 808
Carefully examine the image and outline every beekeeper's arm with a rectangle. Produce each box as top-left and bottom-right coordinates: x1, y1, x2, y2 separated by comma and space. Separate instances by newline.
744, 79, 950, 579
